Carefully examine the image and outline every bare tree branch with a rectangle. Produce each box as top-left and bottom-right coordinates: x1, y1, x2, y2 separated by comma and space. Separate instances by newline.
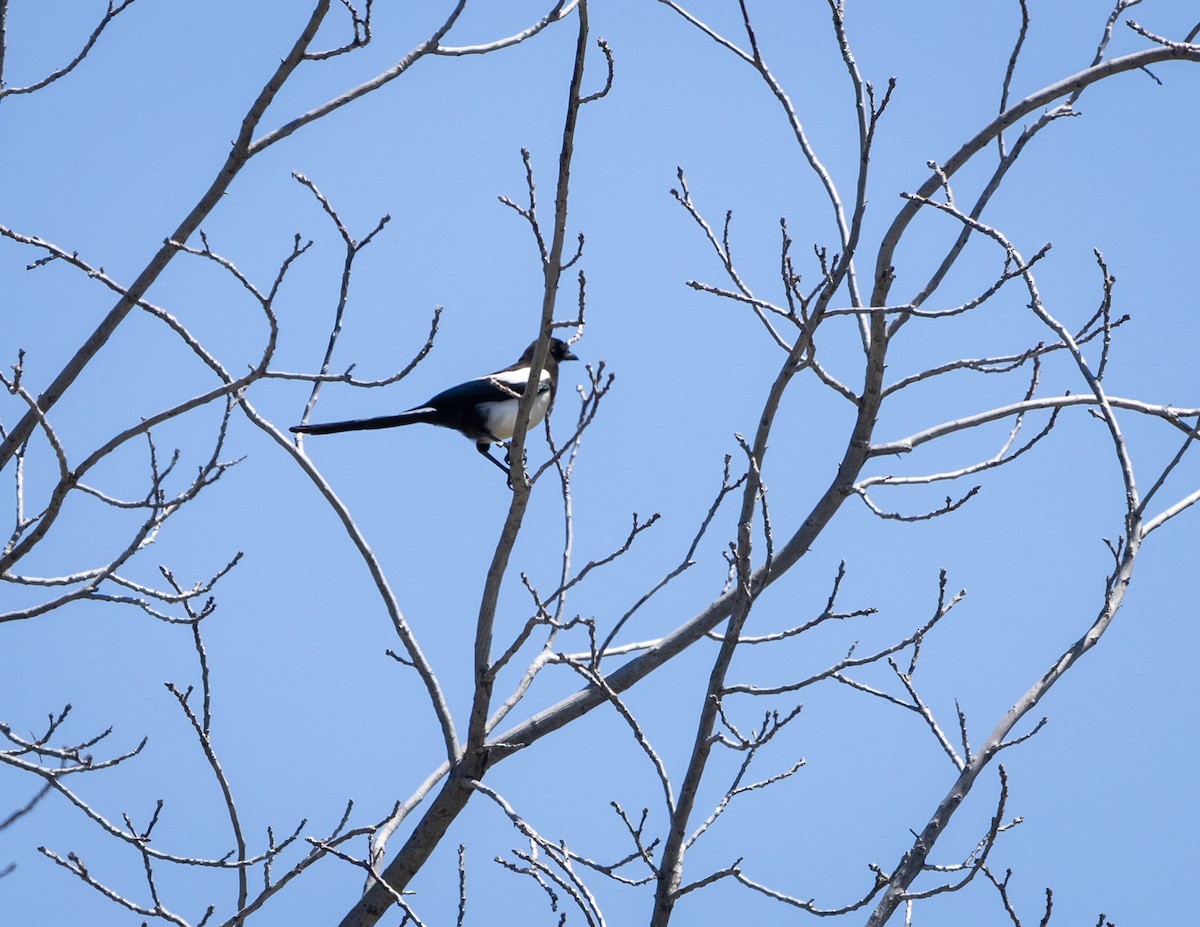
0, 0, 334, 470
0, 0, 138, 99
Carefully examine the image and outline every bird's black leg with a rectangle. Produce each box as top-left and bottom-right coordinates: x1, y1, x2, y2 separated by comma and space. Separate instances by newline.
505, 443, 530, 488
477, 442, 511, 477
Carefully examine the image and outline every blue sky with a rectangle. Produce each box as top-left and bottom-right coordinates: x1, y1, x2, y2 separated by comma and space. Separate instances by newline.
2, 2, 1198, 925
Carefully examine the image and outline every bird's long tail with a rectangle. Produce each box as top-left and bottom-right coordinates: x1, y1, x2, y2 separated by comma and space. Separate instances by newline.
290, 408, 437, 436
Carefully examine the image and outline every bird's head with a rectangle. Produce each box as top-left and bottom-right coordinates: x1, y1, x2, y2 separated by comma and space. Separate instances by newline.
550, 338, 579, 363
519, 338, 579, 365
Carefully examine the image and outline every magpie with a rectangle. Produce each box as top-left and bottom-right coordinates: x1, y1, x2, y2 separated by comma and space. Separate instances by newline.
290, 337, 579, 474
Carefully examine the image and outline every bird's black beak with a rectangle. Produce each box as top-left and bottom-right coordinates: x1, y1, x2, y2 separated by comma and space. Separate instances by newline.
562, 348, 579, 362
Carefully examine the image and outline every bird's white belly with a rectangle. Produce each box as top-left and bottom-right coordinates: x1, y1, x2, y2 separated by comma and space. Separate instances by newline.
479, 390, 551, 442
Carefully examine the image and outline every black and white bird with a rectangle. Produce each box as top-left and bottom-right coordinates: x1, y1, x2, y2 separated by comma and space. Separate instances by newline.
290, 338, 579, 474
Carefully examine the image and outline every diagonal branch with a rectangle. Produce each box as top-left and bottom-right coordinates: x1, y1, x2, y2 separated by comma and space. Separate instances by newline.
0, 0, 334, 471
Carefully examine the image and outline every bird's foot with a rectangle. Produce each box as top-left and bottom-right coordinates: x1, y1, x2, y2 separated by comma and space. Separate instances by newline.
504, 444, 531, 489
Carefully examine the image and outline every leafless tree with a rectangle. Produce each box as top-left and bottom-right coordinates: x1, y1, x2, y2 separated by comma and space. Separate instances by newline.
2, 1, 1198, 926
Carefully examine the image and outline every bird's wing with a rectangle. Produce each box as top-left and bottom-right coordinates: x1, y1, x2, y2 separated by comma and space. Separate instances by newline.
489, 366, 553, 395
429, 367, 550, 406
